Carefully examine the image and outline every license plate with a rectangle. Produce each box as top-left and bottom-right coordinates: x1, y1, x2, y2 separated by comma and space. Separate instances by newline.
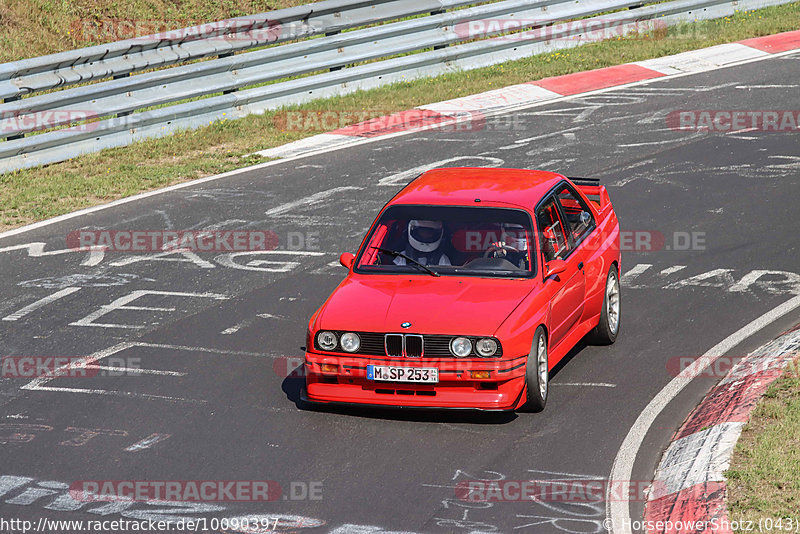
367, 365, 439, 383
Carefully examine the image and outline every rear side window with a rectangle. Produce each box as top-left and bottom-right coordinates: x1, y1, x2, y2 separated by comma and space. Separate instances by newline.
556, 184, 595, 244
536, 197, 569, 263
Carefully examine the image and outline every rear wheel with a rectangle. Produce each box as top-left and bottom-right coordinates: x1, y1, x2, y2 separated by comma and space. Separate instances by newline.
521, 327, 548, 412
589, 265, 620, 345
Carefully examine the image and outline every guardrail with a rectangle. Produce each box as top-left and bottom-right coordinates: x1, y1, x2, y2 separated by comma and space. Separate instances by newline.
0, 0, 794, 172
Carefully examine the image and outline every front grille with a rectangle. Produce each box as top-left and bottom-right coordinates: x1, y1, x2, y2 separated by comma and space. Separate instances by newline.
405, 335, 423, 357
384, 334, 403, 357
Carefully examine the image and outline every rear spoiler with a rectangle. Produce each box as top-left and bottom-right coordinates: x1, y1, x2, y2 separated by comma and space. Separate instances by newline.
567, 176, 612, 214
567, 177, 600, 187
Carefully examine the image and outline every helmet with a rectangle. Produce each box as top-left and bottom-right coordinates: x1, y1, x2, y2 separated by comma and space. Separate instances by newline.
502, 223, 528, 252
408, 220, 444, 253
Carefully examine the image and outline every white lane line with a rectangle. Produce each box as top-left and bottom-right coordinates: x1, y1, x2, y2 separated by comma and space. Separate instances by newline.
735, 84, 798, 89
2, 287, 80, 321
25, 385, 206, 404
20, 342, 277, 403
607, 293, 800, 534
133, 342, 276, 358
553, 382, 616, 387
83, 365, 187, 377
265, 186, 363, 216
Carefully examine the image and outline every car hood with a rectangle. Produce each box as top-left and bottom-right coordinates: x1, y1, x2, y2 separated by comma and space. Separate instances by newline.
317, 275, 533, 335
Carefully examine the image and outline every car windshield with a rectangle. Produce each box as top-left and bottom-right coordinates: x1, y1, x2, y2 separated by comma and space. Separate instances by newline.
355, 205, 535, 278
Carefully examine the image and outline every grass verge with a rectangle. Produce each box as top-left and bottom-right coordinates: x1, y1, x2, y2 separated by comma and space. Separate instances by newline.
0, 0, 321, 63
726, 355, 800, 530
1, 3, 799, 231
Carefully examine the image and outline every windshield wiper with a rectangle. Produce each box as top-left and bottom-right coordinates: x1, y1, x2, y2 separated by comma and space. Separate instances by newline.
371, 247, 440, 277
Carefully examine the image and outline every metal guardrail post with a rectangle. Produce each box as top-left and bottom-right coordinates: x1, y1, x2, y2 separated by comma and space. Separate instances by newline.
327, 30, 344, 71
219, 52, 238, 93
431, 9, 448, 50
2, 95, 23, 141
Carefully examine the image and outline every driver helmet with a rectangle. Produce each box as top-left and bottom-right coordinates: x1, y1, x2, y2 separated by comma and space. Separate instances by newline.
501, 223, 528, 251
408, 220, 444, 253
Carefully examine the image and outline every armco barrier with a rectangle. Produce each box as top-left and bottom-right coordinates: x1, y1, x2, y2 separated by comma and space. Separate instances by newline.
0, 0, 795, 172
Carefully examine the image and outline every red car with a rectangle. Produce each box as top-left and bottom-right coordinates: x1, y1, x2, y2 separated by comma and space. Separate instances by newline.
302, 168, 620, 411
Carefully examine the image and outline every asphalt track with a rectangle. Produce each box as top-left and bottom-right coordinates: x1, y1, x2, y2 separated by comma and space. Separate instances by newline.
0, 51, 799, 533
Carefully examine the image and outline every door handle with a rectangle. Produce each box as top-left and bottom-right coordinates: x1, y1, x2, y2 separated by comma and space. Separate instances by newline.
578, 262, 584, 270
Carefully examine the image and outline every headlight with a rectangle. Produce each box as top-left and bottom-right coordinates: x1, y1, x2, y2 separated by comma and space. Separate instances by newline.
316, 331, 337, 351
476, 338, 498, 357
340, 332, 361, 353
450, 337, 473, 358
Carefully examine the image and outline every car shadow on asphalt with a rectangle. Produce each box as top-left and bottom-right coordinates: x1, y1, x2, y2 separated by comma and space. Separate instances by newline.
281, 373, 517, 424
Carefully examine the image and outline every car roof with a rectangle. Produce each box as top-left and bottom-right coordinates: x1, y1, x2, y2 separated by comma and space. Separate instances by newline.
390, 167, 566, 208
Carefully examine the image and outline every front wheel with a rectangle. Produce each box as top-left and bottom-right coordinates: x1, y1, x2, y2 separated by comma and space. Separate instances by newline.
589, 265, 620, 345
521, 327, 548, 412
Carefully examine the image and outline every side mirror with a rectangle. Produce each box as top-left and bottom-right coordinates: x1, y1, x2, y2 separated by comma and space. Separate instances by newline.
545, 259, 567, 278
339, 252, 355, 269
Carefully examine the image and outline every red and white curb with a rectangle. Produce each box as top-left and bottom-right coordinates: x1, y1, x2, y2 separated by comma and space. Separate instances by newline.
255, 30, 800, 160
643, 324, 800, 534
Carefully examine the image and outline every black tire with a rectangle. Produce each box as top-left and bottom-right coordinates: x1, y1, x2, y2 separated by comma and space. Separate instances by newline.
521, 326, 548, 412
588, 265, 620, 345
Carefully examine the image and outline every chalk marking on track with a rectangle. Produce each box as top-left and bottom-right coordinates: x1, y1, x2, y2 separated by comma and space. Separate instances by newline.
20, 342, 277, 403
265, 186, 363, 216
125, 433, 171, 452
2, 287, 80, 321
658, 265, 686, 276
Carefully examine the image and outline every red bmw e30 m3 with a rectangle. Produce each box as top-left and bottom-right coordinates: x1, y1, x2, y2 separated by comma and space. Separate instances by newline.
302, 167, 621, 411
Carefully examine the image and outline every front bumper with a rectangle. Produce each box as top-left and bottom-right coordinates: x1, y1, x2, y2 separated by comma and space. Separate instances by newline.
303, 351, 527, 410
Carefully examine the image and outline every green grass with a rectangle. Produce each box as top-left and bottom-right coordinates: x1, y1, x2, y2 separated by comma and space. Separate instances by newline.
0, 0, 322, 63
726, 357, 800, 529
1, 3, 799, 230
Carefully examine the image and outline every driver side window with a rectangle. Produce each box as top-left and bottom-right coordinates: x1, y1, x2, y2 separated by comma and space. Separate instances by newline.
556, 185, 595, 244
537, 198, 569, 263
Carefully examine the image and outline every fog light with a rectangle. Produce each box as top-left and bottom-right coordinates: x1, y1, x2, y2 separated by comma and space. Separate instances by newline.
470, 370, 491, 379
321, 364, 338, 373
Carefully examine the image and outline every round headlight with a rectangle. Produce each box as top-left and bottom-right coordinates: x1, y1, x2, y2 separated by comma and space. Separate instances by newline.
340, 332, 361, 353
476, 338, 498, 357
450, 337, 473, 358
316, 331, 337, 351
